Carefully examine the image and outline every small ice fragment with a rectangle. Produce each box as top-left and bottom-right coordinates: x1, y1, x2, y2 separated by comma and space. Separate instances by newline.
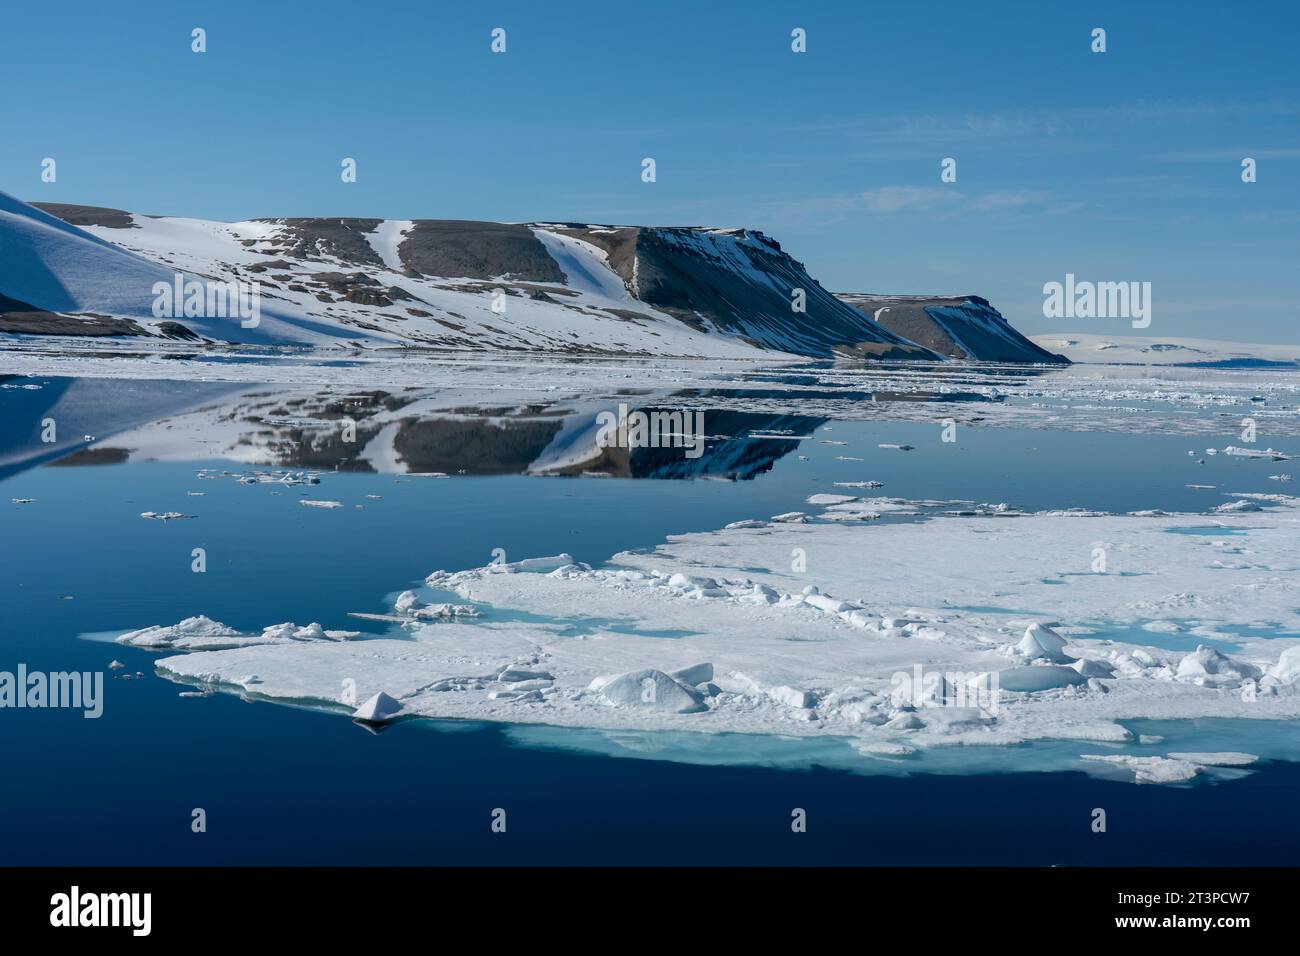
668, 662, 714, 686
807, 494, 859, 506
1269, 646, 1300, 683
1015, 623, 1074, 663
498, 667, 555, 683
766, 684, 814, 709
591, 669, 706, 714
1214, 500, 1261, 513
803, 592, 851, 614
353, 692, 402, 722
1175, 645, 1262, 686
883, 712, 924, 731
1070, 657, 1115, 678
853, 741, 916, 757
770, 512, 809, 523
1081, 755, 1202, 784
998, 666, 1087, 692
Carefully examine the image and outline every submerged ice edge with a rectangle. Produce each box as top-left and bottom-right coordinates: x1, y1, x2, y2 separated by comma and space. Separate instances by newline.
105, 493, 1300, 786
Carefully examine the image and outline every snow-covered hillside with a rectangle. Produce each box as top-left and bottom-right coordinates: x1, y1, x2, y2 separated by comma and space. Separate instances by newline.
0, 192, 940, 360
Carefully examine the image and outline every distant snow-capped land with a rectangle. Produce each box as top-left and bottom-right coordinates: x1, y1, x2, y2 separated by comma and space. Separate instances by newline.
1033, 333, 1300, 368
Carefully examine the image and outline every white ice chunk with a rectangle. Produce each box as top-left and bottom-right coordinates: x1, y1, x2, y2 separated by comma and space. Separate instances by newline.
1175, 645, 1262, 687
591, 669, 706, 714
1082, 754, 1202, 784
353, 691, 403, 722
1015, 623, 1075, 663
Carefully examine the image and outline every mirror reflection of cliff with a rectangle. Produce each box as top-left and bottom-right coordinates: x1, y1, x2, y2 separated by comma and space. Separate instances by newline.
10, 380, 827, 481
6, 373, 1006, 482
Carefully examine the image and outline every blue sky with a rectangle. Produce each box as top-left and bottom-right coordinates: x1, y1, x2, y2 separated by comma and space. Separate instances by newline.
3, 0, 1298, 341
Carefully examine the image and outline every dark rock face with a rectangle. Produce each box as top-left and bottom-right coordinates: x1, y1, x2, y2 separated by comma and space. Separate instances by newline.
557, 226, 938, 360
31, 203, 138, 229
155, 321, 201, 340
307, 271, 396, 306
251, 218, 385, 266
838, 294, 1068, 364
400, 220, 565, 282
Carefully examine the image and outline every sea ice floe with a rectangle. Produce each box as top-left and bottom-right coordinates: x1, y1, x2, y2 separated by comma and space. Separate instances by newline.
769, 512, 809, 523
807, 494, 859, 506
1222, 446, 1290, 460
1081, 754, 1204, 784
132, 496, 1300, 782
118, 615, 357, 650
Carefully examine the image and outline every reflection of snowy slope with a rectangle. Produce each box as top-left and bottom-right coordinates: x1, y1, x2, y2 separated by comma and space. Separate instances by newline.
41, 385, 818, 481
629, 411, 825, 481
528, 403, 825, 480
0, 377, 244, 479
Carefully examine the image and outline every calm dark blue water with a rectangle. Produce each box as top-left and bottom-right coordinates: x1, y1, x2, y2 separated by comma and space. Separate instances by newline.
2, 379, 1297, 865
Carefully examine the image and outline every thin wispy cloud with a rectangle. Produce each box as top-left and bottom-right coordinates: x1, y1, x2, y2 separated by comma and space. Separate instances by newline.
765, 186, 1072, 228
